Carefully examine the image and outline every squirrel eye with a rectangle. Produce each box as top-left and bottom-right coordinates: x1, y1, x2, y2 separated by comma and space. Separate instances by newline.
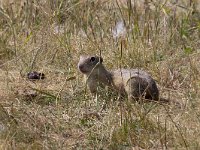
90, 57, 96, 62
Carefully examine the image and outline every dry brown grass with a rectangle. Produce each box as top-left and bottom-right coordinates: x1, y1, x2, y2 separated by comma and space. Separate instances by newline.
0, 0, 200, 149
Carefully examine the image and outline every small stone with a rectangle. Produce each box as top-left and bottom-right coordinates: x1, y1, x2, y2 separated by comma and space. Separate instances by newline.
27, 71, 45, 80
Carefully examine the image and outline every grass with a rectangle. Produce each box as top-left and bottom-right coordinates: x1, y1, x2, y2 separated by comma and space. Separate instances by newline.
0, 0, 200, 149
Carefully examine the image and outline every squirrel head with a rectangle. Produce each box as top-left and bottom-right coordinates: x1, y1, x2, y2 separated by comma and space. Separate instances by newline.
78, 55, 103, 74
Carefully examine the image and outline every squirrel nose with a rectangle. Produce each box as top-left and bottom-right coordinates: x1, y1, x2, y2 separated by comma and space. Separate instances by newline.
78, 64, 84, 71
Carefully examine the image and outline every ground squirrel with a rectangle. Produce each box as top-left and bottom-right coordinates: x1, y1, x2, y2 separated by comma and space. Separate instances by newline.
78, 55, 159, 101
